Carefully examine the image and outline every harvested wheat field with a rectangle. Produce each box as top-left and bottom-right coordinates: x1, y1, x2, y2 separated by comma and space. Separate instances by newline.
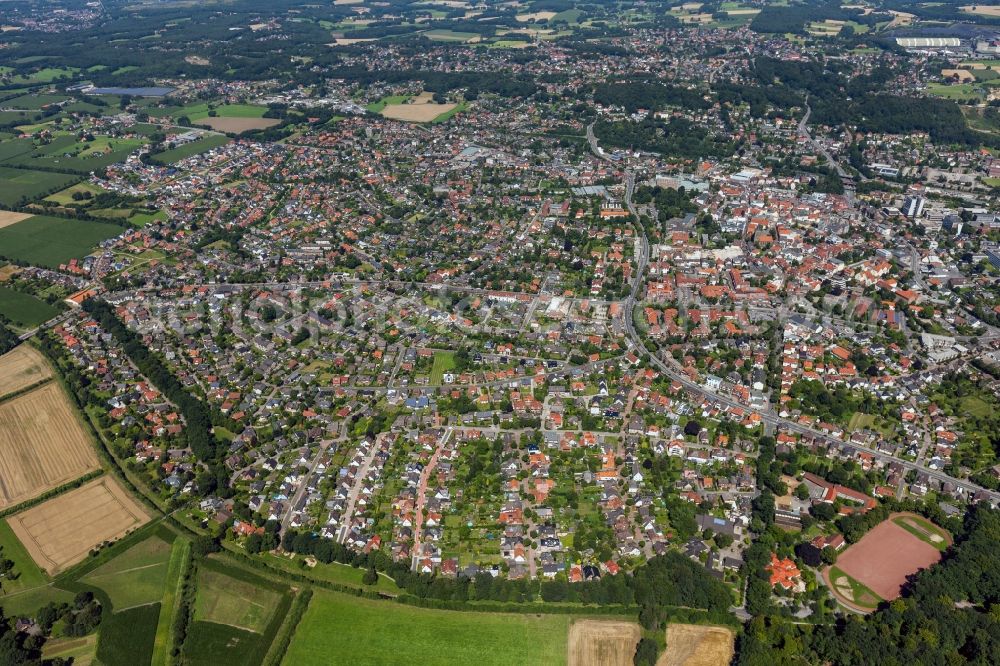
568, 620, 641, 666
0, 382, 99, 509
657, 624, 734, 666
195, 117, 280, 133
963, 5, 1000, 16
8, 476, 150, 574
0, 211, 31, 230
381, 101, 456, 122
0, 345, 53, 398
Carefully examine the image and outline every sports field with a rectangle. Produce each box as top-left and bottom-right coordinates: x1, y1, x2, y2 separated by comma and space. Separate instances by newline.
0, 382, 99, 510
7, 476, 151, 574
283, 589, 572, 665
0, 214, 121, 268
0, 344, 53, 398
826, 512, 950, 611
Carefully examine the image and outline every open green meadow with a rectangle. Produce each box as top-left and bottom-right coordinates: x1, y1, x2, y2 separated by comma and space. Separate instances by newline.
258, 552, 402, 595
0, 518, 48, 594
151, 537, 191, 666
150, 134, 230, 163
194, 565, 282, 632
44, 182, 106, 205
81, 535, 173, 609
0, 167, 80, 207
282, 590, 573, 665
366, 95, 411, 113
7, 134, 146, 172
42, 633, 98, 665
430, 350, 457, 384
0, 286, 61, 328
0, 214, 121, 268
0, 585, 74, 617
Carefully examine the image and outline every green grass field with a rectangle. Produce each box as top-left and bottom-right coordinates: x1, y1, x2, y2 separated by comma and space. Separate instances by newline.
150, 135, 230, 163
0, 214, 121, 268
152, 537, 191, 666
424, 29, 480, 42
0, 519, 48, 595
432, 101, 469, 123
185, 621, 263, 666
0, 585, 74, 617
891, 515, 950, 551
961, 395, 992, 418
97, 603, 160, 666
366, 95, 411, 113
259, 553, 402, 595
0, 286, 61, 328
283, 590, 572, 666
81, 535, 172, 610
0, 167, 80, 207
194, 566, 281, 632
430, 350, 457, 384
828, 566, 881, 610
2, 94, 70, 109
43, 182, 106, 205
42, 633, 98, 664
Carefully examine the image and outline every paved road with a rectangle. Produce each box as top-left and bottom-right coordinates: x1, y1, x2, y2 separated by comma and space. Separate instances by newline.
585, 121, 1000, 505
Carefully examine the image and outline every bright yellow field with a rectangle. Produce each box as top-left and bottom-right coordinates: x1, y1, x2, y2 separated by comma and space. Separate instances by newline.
0, 345, 52, 398
657, 624, 734, 666
8, 476, 151, 574
0, 382, 99, 509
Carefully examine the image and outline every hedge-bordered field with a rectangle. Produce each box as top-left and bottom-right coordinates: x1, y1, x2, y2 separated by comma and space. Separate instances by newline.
0, 214, 122, 268
282, 589, 573, 665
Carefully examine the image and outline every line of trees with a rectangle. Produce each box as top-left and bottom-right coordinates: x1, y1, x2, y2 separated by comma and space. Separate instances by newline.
82, 298, 222, 464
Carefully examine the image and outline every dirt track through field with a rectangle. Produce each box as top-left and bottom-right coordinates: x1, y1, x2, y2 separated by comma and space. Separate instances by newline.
568, 620, 641, 666
8, 476, 151, 574
0, 382, 99, 509
0, 345, 52, 398
0, 211, 31, 229
834, 513, 946, 601
658, 624, 734, 666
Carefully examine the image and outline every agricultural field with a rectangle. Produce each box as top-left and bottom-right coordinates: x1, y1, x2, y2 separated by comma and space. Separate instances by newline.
0, 517, 48, 594
196, 117, 281, 132
567, 620, 640, 666
81, 534, 173, 609
0, 167, 79, 207
194, 565, 282, 632
0, 210, 31, 229
825, 513, 949, 611
185, 559, 291, 666
0, 213, 122, 268
42, 633, 98, 665
283, 589, 572, 665
96, 601, 160, 666
0, 381, 99, 510
43, 182, 106, 206
7, 476, 151, 574
659, 624, 735, 666
0, 286, 61, 328
9, 135, 147, 172
0, 344, 53, 397
149, 134, 230, 163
